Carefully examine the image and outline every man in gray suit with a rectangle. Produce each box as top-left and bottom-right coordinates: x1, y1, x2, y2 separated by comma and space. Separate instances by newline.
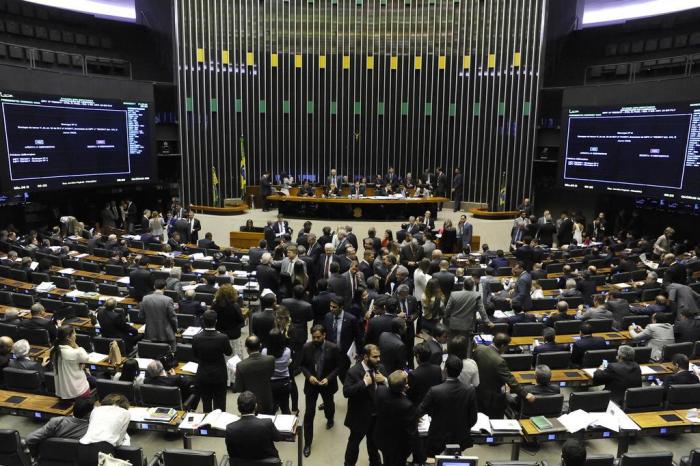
138, 279, 178, 349
509, 261, 533, 311
233, 335, 275, 415
444, 277, 492, 339
328, 259, 364, 308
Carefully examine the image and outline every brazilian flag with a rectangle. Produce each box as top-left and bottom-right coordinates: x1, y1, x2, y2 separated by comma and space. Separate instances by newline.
212, 166, 220, 207
239, 135, 247, 199
498, 172, 507, 210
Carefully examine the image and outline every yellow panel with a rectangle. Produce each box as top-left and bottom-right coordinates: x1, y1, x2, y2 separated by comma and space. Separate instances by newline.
488, 53, 496, 68
196, 48, 205, 63
270, 53, 278, 67
438, 55, 446, 70
342, 55, 351, 69
366, 55, 374, 70
463, 55, 471, 69
295, 54, 303, 68
414, 55, 422, 70
390, 56, 398, 70
246, 52, 255, 66
513, 52, 522, 67
319, 54, 326, 69
221, 50, 229, 64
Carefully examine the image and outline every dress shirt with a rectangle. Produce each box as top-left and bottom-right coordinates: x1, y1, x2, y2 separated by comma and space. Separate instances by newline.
79, 405, 131, 446
278, 222, 286, 235
262, 347, 291, 380
332, 311, 345, 346
55, 345, 90, 399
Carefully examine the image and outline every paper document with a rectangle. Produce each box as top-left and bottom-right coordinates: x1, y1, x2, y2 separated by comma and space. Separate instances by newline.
490, 419, 522, 433
606, 401, 640, 431
117, 277, 130, 284
58, 268, 76, 275
36, 282, 56, 293
582, 368, 597, 379
128, 407, 149, 422
87, 352, 108, 364
180, 362, 199, 374
135, 358, 154, 370
272, 414, 297, 433
417, 415, 431, 434
470, 412, 492, 434
178, 413, 206, 430
640, 365, 658, 375
182, 327, 202, 337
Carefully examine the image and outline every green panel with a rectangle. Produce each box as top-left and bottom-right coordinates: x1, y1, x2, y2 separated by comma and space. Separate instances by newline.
234, 99, 242, 113
498, 102, 506, 116
259, 99, 267, 113
354, 101, 362, 115
424, 102, 432, 116
330, 101, 337, 115
185, 97, 193, 112
282, 100, 290, 114
356, 0, 363, 5
377, 101, 385, 116
307, 100, 314, 114
331, 0, 337, 4
380, 0, 387, 4
210, 98, 218, 112
523, 101, 531, 116
401, 102, 409, 115
448, 103, 457, 117
473, 102, 480, 116
404, 0, 411, 5
307, 0, 313, 3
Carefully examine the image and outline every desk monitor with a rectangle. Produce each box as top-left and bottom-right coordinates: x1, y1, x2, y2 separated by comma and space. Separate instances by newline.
436, 456, 478, 466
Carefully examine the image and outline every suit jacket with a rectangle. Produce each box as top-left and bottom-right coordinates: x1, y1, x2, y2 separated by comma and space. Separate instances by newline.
418, 379, 478, 449
323, 311, 361, 355
593, 360, 642, 405
373, 386, 418, 453
260, 175, 272, 196
472, 345, 524, 418
532, 342, 570, 364
281, 297, 313, 345
571, 333, 607, 365
512, 272, 533, 310
557, 218, 574, 245
197, 238, 219, 250
400, 242, 424, 268
250, 309, 276, 347
378, 332, 407, 374
343, 361, 388, 431
458, 223, 473, 251
675, 317, 700, 343
272, 221, 290, 238
328, 271, 356, 308
346, 232, 359, 251
129, 267, 153, 301
606, 298, 631, 330
226, 416, 282, 461
138, 292, 178, 344
255, 264, 280, 296
537, 222, 556, 246
248, 247, 265, 267
312, 291, 333, 325
167, 237, 182, 251
665, 370, 700, 386
186, 218, 202, 243
407, 362, 443, 404
96, 308, 137, 340
452, 174, 463, 195
299, 340, 344, 394
316, 254, 339, 280
432, 270, 456, 297
349, 185, 366, 196
19, 316, 57, 341
359, 260, 374, 281
192, 329, 233, 384
444, 289, 489, 332
365, 314, 396, 345
233, 352, 276, 414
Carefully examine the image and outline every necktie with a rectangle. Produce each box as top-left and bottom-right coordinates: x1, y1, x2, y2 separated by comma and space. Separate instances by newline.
350, 273, 355, 298
334, 317, 341, 344
402, 300, 407, 315
324, 256, 331, 278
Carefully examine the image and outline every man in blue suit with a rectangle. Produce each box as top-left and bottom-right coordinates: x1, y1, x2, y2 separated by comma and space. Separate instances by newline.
323, 295, 361, 380
458, 217, 473, 253
509, 261, 532, 311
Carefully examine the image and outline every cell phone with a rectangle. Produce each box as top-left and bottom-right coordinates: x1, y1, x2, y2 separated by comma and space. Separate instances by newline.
187, 415, 194, 422
602, 359, 608, 369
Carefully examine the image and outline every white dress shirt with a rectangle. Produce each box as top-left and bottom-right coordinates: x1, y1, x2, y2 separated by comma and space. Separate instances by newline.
80, 405, 131, 446
55, 345, 90, 399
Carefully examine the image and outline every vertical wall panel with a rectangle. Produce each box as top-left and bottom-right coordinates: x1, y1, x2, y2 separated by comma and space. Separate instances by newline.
175, 0, 546, 209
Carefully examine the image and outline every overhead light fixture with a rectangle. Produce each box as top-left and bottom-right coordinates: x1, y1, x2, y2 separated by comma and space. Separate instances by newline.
23, 0, 136, 21
583, 0, 700, 25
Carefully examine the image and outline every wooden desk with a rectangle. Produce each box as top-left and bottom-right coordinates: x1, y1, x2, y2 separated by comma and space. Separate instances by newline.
513, 369, 590, 387
0, 277, 139, 308
509, 331, 629, 347
0, 389, 73, 420
229, 231, 264, 249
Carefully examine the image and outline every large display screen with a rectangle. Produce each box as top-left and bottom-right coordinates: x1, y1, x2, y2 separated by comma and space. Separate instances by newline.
0, 90, 153, 194
560, 102, 700, 201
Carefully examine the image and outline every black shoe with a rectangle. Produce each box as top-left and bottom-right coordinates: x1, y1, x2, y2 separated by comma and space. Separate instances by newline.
326, 419, 334, 429
318, 403, 325, 411
303, 446, 311, 457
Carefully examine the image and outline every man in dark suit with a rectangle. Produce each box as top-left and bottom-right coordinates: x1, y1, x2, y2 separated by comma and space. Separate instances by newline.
400, 236, 424, 273
298, 180, 316, 197
459, 219, 473, 253
124, 199, 138, 233
421, 324, 448, 365
606, 292, 631, 330
435, 167, 447, 211
364, 228, 382, 257
674, 308, 700, 343
343, 344, 387, 466
472, 333, 533, 418
407, 343, 443, 405
537, 220, 556, 247
129, 256, 153, 301
592, 345, 641, 405
365, 296, 398, 345
233, 336, 275, 414
192, 310, 233, 412
557, 212, 574, 246
328, 262, 360, 309
260, 171, 272, 211
418, 355, 478, 457
510, 261, 533, 311
185, 211, 201, 243
312, 279, 333, 325
300, 325, 344, 456
395, 284, 419, 366
532, 327, 569, 365
272, 214, 291, 239
349, 181, 365, 198
378, 318, 407, 374
19, 303, 57, 341
571, 322, 607, 366
345, 226, 359, 251
451, 168, 463, 212
225, 391, 283, 461
251, 293, 277, 348
577, 270, 599, 306
432, 261, 456, 298
167, 232, 183, 251
317, 243, 339, 281
665, 354, 700, 387
256, 254, 280, 296
282, 285, 314, 361
197, 232, 219, 250
326, 168, 341, 188
373, 371, 418, 466
96, 298, 140, 352
248, 240, 267, 267
523, 364, 561, 396
323, 296, 361, 378
543, 300, 574, 328
359, 250, 375, 281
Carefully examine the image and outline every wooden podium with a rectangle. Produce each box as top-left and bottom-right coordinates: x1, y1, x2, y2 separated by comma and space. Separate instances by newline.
229, 231, 264, 249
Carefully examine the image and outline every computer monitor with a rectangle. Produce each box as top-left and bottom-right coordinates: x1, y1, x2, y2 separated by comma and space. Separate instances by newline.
436, 456, 478, 466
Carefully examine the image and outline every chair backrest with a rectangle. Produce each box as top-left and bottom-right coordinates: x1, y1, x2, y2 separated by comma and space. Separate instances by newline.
99, 283, 121, 296
562, 296, 584, 308
520, 394, 564, 418
148, 255, 167, 266
93, 336, 126, 355
0, 323, 19, 340
18, 327, 50, 346
0, 290, 12, 305
147, 243, 165, 252
11, 292, 34, 309
512, 322, 544, 337
176, 343, 196, 362
695, 341, 700, 359
619, 452, 673, 466
582, 349, 617, 368
589, 275, 607, 286
75, 280, 97, 293
626, 348, 651, 366
93, 248, 112, 258
622, 314, 650, 330
62, 259, 82, 270
39, 297, 66, 313
37, 437, 79, 466
662, 342, 694, 362
128, 308, 145, 324
623, 386, 665, 413
630, 269, 647, 281
496, 267, 512, 277
138, 341, 171, 359
586, 455, 615, 466
8, 269, 28, 282
535, 351, 571, 369
554, 320, 582, 335
615, 291, 641, 303
488, 281, 504, 293
502, 354, 532, 371
30, 272, 50, 285
0, 265, 11, 278
164, 289, 181, 302
192, 260, 214, 270
50, 275, 71, 289
0, 429, 32, 466
44, 371, 55, 395
194, 292, 214, 305
685, 449, 700, 466
537, 279, 559, 290
3, 367, 42, 393
531, 299, 557, 311
115, 445, 145, 465
586, 319, 613, 333
140, 384, 183, 409
162, 448, 217, 466
81, 262, 102, 273
640, 288, 662, 302
95, 378, 136, 403
610, 272, 632, 284
74, 333, 93, 352
568, 391, 611, 413
105, 264, 126, 276
176, 313, 196, 329
546, 263, 564, 274
227, 457, 283, 466
665, 383, 700, 410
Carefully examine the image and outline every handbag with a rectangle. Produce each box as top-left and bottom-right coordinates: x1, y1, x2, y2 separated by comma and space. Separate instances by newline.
98, 452, 131, 465
108, 340, 123, 366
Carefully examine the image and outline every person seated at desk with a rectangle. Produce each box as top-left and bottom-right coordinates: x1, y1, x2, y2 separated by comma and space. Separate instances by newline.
543, 300, 573, 328
198, 232, 220, 250
558, 279, 582, 299
488, 250, 509, 269
497, 302, 536, 333
414, 184, 430, 198
628, 312, 675, 361
299, 180, 316, 197
195, 275, 218, 295
325, 183, 340, 198
561, 439, 587, 466
2, 309, 21, 325
591, 345, 641, 405
97, 298, 141, 353
532, 327, 570, 363
675, 308, 700, 343
113, 358, 144, 387
178, 289, 204, 319
632, 295, 669, 316
665, 354, 700, 387
576, 294, 612, 321
571, 322, 607, 367
19, 303, 57, 341
349, 181, 365, 198
167, 232, 183, 251
240, 219, 257, 232
0, 336, 13, 385
144, 359, 198, 410
523, 364, 561, 396
225, 390, 283, 462
530, 281, 545, 299
77, 393, 131, 466
25, 397, 94, 456
9, 338, 45, 377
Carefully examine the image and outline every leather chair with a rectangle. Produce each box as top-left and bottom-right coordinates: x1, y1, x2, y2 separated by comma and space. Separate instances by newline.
530, 299, 557, 311
148, 448, 218, 466
496, 267, 512, 277
30, 272, 50, 285
74, 332, 93, 352
554, 320, 582, 335
502, 354, 532, 372
10, 292, 34, 309
138, 341, 171, 359
535, 351, 570, 369
0, 290, 12, 305
176, 343, 196, 363
18, 327, 51, 346
581, 349, 617, 368
631, 346, 652, 364
545, 263, 564, 274
562, 296, 584, 308
176, 313, 197, 329
621, 315, 650, 330
3, 368, 42, 393
75, 280, 98, 293
194, 293, 214, 306
8, 269, 28, 282
537, 279, 559, 290
93, 336, 128, 356
96, 378, 137, 403
610, 272, 632, 284
586, 319, 613, 333
619, 452, 673, 466
0, 323, 19, 340
82, 262, 102, 273
568, 390, 611, 413
99, 283, 122, 297
37, 437, 79, 466
680, 449, 700, 466
0, 429, 32, 466
225, 457, 285, 466
140, 384, 185, 410
105, 264, 126, 276
665, 383, 700, 410
512, 322, 544, 337
623, 386, 665, 413
661, 342, 694, 362
586, 455, 615, 466
44, 371, 55, 395
519, 394, 564, 418
50, 275, 71, 289
640, 288, 662, 302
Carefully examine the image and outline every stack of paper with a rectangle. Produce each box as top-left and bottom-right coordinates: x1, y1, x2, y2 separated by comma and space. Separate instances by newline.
87, 352, 108, 364
128, 407, 150, 422
272, 414, 297, 433
135, 358, 154, 370
58, 268, 76, 275
470, 413, 492, 434
36, 282, 56, 293
490, 419, 522, 434
417, 415, 431, 434
182, 327, 202, 338
178, 413, 206, 430
180, 361, 199, 374
117, 277, 130, 284
197, 409, 240, 430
